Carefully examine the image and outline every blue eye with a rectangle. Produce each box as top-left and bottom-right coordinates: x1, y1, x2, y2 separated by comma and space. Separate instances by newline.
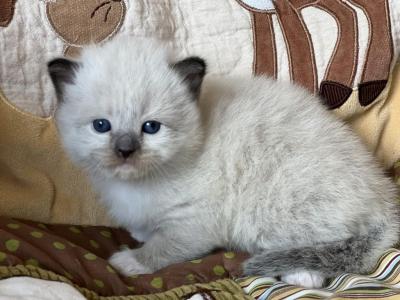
142, 121, 161, 134
93, 119, 111, 133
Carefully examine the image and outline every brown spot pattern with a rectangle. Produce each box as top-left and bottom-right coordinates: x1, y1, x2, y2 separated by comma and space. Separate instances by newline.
0, 0, 17, 27
46, 0, 126, 57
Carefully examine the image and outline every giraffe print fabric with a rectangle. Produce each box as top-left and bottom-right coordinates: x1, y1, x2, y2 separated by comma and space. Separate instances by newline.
236, 0, 396, 110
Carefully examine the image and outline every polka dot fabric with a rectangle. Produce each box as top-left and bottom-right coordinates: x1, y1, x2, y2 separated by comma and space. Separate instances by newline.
0, 217, 247, 296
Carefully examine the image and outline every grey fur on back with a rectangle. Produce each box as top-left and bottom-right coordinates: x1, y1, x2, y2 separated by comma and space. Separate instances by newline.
49, 38, 400, 287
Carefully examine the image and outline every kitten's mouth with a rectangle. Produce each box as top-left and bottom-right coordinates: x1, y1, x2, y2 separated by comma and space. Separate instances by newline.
99, 153, 153, 180
116, 160, 132, 166
115, 157, 137, 167
102, 155, 137, 171
114, 154, 146, 171
106, 159, 139, 179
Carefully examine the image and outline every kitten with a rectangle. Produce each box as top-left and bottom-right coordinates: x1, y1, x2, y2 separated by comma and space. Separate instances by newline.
48, 37, 399, 288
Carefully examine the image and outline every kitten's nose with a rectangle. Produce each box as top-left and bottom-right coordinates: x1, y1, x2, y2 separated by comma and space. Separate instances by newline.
114, 134, 140, 159
118, 149, 134, 159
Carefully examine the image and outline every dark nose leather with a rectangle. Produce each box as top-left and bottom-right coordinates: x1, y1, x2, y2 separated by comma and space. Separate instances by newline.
114, 134, 140, 159
118, 149, 134, 159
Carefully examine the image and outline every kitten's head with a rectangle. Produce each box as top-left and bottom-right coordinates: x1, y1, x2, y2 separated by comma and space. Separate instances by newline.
48, 38, 206, 180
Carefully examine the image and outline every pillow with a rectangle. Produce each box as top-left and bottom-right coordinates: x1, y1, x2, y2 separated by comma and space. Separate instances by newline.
349, 64, 400, 169
0, 90, 110, 225
0, 217, 246, 296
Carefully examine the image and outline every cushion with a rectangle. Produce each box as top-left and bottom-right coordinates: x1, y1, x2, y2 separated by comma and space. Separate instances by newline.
1, 216, 400, 299
0, 217, 247, 296
0, 90, 109, 225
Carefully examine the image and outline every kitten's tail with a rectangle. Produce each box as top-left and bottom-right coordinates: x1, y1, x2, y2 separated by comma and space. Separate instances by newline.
243, 229, 395, 278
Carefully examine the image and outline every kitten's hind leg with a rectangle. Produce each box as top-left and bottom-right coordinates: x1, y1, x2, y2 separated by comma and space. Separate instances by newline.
281, 270, 325, 288
242, 231, 384, 288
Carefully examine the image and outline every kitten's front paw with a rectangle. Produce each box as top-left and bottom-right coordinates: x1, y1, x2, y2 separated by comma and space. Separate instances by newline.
281, 270, 325, 288
109, 249, 152, 276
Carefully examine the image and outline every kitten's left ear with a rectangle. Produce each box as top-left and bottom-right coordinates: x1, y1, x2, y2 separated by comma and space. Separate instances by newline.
47, 58, 80, 100
172, 57, 206, 98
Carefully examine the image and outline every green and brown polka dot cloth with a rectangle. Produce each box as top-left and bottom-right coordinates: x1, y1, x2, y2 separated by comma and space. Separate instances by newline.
0, 217, 247, 297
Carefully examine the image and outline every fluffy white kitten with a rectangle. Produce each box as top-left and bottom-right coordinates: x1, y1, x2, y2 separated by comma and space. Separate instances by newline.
48, 37, 399, 288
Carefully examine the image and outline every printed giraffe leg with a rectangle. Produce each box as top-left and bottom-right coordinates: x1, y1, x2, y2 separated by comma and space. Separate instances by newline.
275, 0, 317, 93
316, 0, 358, 109
289, 0, 317, 8
349, 0, 394, 106
252, 12, 277, 78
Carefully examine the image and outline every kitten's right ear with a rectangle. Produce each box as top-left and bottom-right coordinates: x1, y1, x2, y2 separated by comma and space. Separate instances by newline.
47, 58, 80, 100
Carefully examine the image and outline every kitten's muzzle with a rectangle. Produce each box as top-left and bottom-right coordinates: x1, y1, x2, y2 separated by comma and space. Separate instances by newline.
114, 134, 140, 159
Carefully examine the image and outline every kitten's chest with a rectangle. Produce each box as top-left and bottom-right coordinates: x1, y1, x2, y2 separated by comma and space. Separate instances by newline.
99, 180, 165, 241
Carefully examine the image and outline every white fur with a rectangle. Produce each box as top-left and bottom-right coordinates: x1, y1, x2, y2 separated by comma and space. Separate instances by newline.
54, 37, 399, 287
109, 249, 152, 276
281, 271, 325, 288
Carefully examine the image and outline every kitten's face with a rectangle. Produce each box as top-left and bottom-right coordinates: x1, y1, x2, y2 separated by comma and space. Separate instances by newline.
49, 39, 206, 180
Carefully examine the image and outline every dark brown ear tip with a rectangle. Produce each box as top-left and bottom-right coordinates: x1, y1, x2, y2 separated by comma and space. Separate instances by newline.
179, 56, 207, 75
47, 58, 64, 67
47, 58, 80, 99
188, 56, 206, 72
172, 56, 207, 98
47, 58, 76, 72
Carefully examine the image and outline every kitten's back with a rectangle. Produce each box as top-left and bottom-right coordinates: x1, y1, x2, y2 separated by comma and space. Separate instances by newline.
196, 75, 398, 264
